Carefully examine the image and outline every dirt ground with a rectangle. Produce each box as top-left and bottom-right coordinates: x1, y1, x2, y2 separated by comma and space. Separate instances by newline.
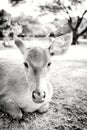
0, 42, 87, 130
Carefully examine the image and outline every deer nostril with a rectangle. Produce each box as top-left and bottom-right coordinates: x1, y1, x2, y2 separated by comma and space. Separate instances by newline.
43, 91, 46, 98
32, 91, 46, 98
32, 91, 36, 99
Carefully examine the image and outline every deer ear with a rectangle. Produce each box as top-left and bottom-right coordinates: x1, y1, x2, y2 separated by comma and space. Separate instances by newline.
48, 33, 72, 56
15, 38, 26, 54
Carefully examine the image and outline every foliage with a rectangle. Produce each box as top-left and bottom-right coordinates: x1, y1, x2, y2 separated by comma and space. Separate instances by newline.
0, 9, 12, 39
1, 0, 87, 43
0, 10, 47, 39
68, 0, 86, 4
0, 9, 22, 39
40, 3, 62, 13
9, 0, 25, 6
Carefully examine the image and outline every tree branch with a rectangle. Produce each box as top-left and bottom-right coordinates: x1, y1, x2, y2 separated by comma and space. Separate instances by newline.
78, 27, 87, 37
68, 17, 74, 30
75, 10, 87, 30
61, 5, 74, 30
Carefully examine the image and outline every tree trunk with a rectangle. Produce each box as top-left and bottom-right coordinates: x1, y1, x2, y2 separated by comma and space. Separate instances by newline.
72, 31, 79, 45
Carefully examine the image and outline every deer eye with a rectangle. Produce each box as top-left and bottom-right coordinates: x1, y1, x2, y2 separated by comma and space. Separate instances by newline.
47, 62, 51, 67
24, 62, 29, 68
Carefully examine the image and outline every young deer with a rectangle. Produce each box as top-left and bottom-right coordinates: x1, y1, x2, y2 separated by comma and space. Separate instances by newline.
0, 33, 72, 119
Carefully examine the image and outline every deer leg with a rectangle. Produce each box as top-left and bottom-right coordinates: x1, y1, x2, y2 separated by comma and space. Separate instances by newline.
0, 97, 22, 119
38, 103, 49, 113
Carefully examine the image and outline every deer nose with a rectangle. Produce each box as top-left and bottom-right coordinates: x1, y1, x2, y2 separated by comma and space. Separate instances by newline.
32, 90, 46, 103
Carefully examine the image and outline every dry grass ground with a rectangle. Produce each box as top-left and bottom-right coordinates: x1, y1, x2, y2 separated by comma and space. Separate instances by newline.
0, 41, 87, 130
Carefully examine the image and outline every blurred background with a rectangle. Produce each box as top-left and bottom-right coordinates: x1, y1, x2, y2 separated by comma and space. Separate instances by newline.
0, 0, 87, 45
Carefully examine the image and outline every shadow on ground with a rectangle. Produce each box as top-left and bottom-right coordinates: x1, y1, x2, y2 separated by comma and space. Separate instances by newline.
0, 59, 87, 130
